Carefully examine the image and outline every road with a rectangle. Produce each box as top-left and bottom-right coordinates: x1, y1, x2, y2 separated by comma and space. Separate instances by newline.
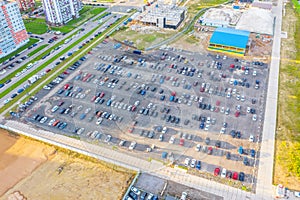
0, 6, 109, 91
255, 0, 284, 199
0, 13, 119, 107
1, 12, 130, 115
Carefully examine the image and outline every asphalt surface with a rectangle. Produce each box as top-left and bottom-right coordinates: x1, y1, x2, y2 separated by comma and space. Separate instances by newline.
0, 12, 124, 107
21, 39, 270, 188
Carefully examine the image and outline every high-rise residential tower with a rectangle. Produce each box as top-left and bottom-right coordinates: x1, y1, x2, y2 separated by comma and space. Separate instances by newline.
17, 0, 35, 11
41, 0, 82, 26
0, 1, 29, 59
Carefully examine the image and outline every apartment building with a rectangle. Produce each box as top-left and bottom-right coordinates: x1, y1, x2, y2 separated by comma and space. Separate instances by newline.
17, 0, 35, 11
0, 1, 29, 59
42, 0, 82, 26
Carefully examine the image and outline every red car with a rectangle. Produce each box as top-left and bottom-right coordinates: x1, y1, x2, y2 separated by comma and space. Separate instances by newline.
207, 146, 213, 155
200, 87, 205, 92
179, 138, 184, 146
171, 91, 176, 96
45, 69, 51, 73
128, 126, 134, 133
216, 100, 221, 106
214, 168, 220, 176
131, 106, 136, 112
233, 172, 239, 180
91, 95, 97, 102
235, 111, 240, 117
64, 83, 70, 90
100, 92, 105, 98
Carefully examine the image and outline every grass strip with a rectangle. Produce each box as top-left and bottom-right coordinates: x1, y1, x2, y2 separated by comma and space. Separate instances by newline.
27, 44, 49, 57
93, 12, 109, 22
0, 30, 80, 85
2, 15, 129, 114
0, 38, 39, 64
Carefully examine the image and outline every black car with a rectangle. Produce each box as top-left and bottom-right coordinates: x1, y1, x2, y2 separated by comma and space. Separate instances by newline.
239, 172, 245, 181
129, 191, 138, 200
226, 152, 231, 160
140, 192, 147, 200
5, 79, 11, 84
205, 137, 210, 145
230, 130, 236, 138
215, 140, 221, 148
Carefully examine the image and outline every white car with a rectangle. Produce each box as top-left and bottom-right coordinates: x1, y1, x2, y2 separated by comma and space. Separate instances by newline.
253, 70, 257, 76
226, 92, 231, 98
204, 124, 210, 131
252, 114, 257, 121
236, 95, 240, 101
130, 186, 141, 195
40, 116, 48, 124
294, 191, 300, 198
96, 118, 103, 125
147, 194, 154, 200
206, 117, 211, 124
241, 95, 245, 102
184, 158, 190, 166
129, 141, 137, 150
195, 144, 201, 152
181, 192, 187, 200
190, 159, 197, 168
119, 140, 126, 146
221, 168, 227, 178
159, 134, 163, 141
247, 107, 251, 113
169, 136, 175, 144
105, 135, 112, 142
220, 127, 226, 134
249, 135, 254, 142
48, 118, 55, 126
162, 127, 168, 134
220, 107, 225, 113
77, 128, 85, 135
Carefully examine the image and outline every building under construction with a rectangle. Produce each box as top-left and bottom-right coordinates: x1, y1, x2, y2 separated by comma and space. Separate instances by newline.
138, 2, 186, 29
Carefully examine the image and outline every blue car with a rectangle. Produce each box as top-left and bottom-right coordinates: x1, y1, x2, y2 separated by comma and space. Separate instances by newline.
196, 160, 201, 170
79, 113, 86, 120
17, 88, 24, 93
199, 122, 204, 129
160, 95, 165, 101
250, 149, 255, 158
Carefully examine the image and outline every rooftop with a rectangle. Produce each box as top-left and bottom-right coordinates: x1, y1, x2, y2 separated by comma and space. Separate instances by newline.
210, 27, 250, 49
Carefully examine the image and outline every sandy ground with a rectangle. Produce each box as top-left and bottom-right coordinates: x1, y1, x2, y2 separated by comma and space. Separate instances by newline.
0, 130, 55, 197
0, 129, 134, 200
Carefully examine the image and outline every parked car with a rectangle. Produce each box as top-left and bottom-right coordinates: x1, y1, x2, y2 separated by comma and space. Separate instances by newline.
239, 172, 245, 181
129, 141, 137, 150
221, 168, 227, 178
131, 186, 141, 195
214, 167, 220, 176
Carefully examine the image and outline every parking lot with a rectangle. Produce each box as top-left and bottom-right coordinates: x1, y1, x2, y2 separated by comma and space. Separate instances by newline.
22, 38, 269, 191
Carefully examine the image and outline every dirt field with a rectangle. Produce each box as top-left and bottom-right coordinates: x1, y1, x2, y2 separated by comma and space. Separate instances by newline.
0, 129, 135, 200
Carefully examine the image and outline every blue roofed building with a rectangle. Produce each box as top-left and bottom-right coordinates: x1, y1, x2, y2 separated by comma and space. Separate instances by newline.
208, 27, 250, 56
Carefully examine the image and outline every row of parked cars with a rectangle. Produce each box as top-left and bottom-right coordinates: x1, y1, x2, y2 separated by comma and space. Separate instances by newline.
125, 186, 158, 200
214, 167, 245, 181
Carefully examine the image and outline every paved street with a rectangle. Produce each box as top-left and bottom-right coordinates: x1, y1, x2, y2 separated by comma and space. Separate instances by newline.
255, 0, 283, 199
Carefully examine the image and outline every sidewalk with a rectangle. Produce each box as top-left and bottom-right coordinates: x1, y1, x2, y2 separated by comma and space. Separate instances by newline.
255, 0, 283, 199
2, 120, 255, 200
